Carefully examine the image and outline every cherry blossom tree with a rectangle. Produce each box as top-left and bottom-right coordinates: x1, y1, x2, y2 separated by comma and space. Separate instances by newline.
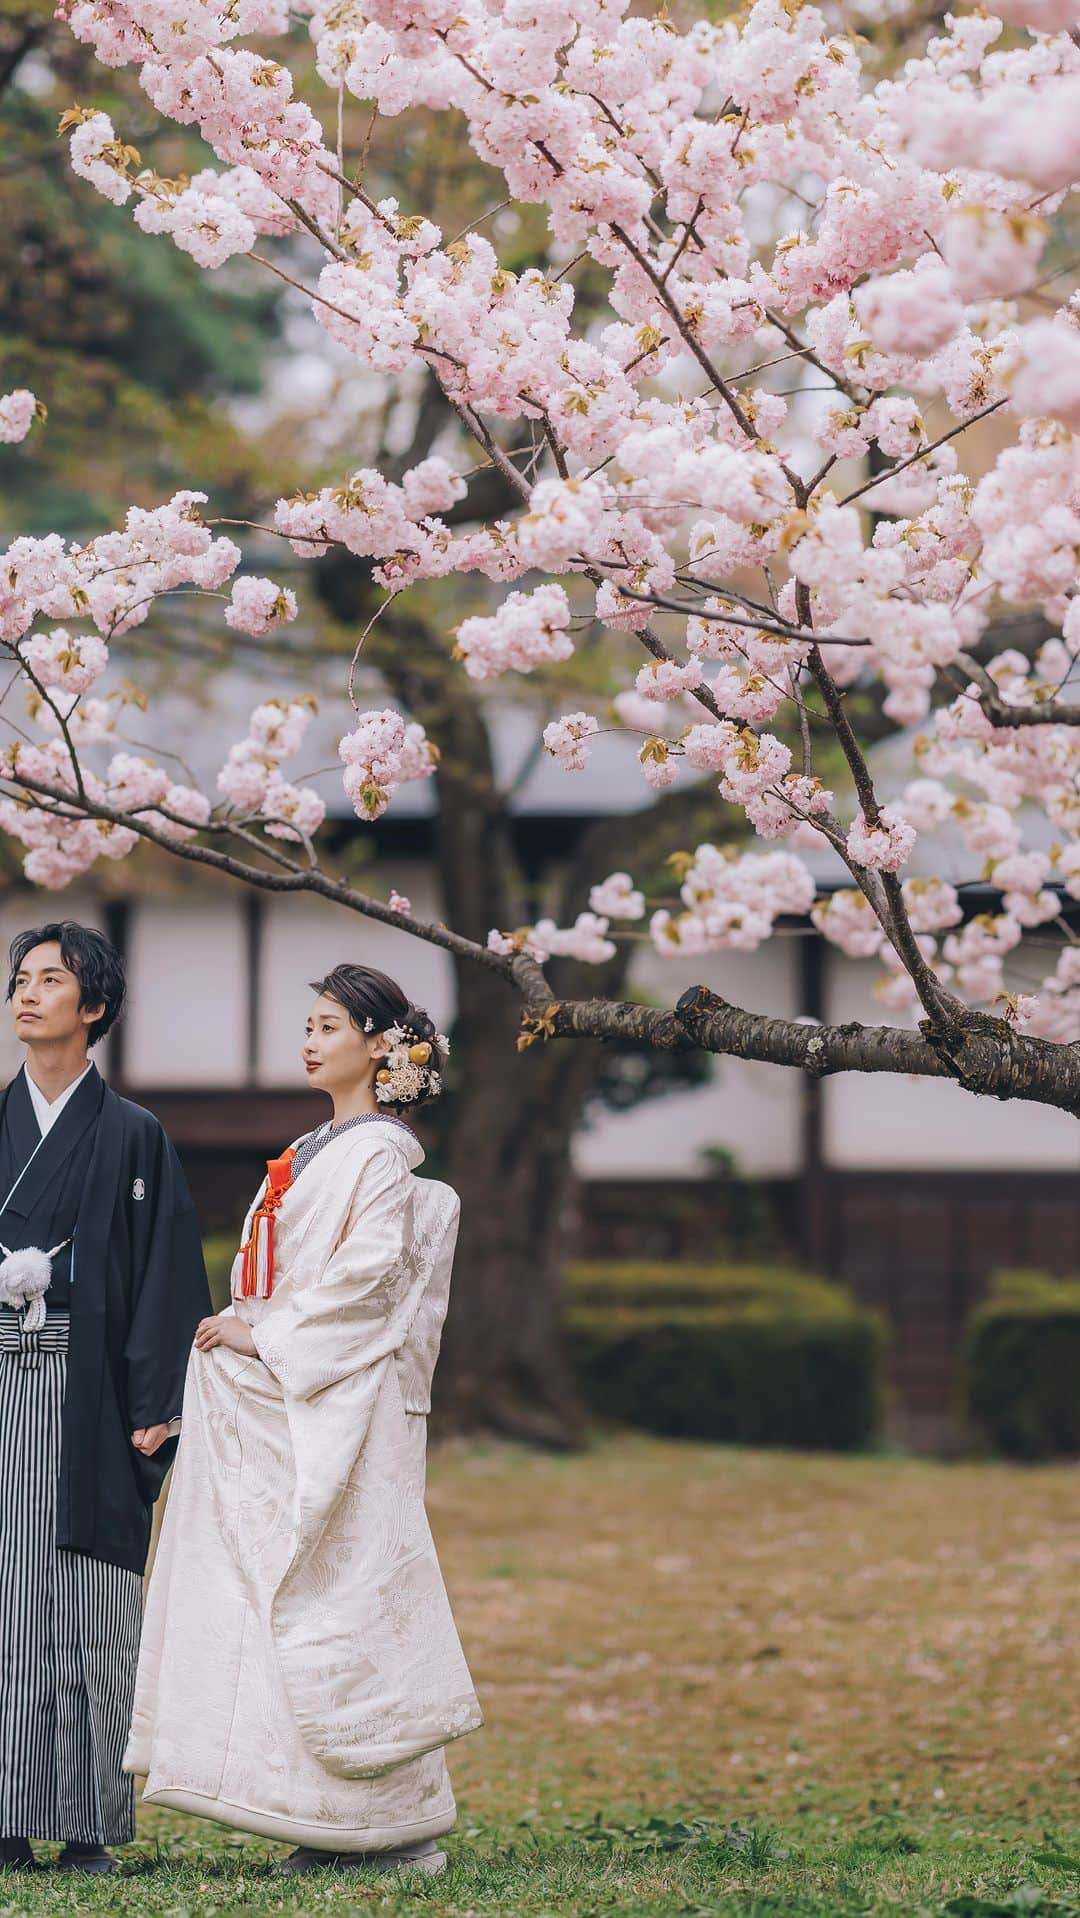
5, 0, 1080, 1149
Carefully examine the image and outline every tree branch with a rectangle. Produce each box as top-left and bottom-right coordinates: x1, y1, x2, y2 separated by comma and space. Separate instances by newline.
512, 975, 1080, 1118
1, 769, 516, 981
954, 650, 1080, 727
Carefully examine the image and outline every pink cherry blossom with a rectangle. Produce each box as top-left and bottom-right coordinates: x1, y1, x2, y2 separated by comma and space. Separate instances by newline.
515, 477, 613, 571
941, 208, 1046, 304
812, 891, 885, 960
635, 660, 704, 702
0, 391, 38, 445
106, 754, 171, 811
855, 262, 964, 358
218, 743, 272, 811
1008, 321, 1080, 432
589, 873, 645, 920
401, 458, 466, 519
543, 712, 599, 772
846, 807, 917, 874
248, 700, 312, 760
261, 776, 326, 843
717, 731, 793, 806
338, 708, 436, 821
530, 913, 616, 965
68, 113, 134, 206
455, 584, 574, 681
20, 629, 108, 696
901, 877, 962, 934
225, 577, 298, 637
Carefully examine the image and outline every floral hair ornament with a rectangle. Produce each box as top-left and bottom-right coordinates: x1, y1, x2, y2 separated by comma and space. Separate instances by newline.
374, 1021, 450, 1105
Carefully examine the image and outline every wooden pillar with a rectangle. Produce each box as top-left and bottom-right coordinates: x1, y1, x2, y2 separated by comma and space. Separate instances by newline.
103, 897, 130, 1089
243, 891, 263, 1088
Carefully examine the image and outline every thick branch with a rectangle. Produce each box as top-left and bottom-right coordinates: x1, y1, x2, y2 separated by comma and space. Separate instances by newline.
673, 985, 1080, 1118
513, 976, 1080, 1119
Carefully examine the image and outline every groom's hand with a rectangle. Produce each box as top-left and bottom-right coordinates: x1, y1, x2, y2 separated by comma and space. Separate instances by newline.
131, 1423, 170, 1456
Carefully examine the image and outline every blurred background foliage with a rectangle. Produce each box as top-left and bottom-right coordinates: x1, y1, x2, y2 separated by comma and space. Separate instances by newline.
0, 4, 282, 531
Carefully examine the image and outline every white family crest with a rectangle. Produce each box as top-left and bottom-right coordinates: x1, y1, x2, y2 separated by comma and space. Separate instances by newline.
132, 1177, 145, 1202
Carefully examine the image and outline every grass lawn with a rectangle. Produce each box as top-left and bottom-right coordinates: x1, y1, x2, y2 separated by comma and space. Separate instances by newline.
4, 1435, 1078, 1915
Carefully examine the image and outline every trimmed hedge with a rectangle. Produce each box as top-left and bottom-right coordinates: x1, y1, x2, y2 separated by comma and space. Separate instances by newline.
199, 1243, 885, 1451
564, 1260, 850, 1316
565, 1262, 885, 1452
964, 1270, 1080, 1461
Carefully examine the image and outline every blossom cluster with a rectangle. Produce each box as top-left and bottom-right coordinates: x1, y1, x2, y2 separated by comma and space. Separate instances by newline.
0, 390, 40, 445
0, 491, 293, 654
0, 737, 210, 889
10, 0, 1080, 1042
337, 709, 437, 821
218, 698, 326, 842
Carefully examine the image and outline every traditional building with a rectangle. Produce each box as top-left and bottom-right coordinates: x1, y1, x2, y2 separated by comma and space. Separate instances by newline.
1, 665, 1075, 1449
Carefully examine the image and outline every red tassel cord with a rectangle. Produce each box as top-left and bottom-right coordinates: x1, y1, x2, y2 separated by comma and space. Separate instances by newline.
235, 1149, 296, 1300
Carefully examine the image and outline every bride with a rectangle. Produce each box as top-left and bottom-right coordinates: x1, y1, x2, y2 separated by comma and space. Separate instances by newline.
125, 963, 482, 1877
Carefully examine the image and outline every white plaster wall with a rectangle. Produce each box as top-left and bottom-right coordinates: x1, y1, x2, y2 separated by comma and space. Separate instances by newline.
125, 899, 248, 1087
823, 950, 1080, 1171
256, 864, 454, 1087
572, 935, 804, 1179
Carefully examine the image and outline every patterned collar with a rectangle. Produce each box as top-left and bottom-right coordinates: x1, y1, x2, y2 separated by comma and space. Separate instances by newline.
291, 1110, 418, 1179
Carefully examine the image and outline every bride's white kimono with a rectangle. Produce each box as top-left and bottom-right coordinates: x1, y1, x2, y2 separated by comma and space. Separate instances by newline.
125, 1116, 482, 1850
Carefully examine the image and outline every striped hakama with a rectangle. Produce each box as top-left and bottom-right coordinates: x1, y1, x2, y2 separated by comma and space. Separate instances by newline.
0, 1311, 142, 1844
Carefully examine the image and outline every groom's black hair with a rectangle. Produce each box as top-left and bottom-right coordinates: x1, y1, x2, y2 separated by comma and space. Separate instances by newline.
7, 920, 126, 1047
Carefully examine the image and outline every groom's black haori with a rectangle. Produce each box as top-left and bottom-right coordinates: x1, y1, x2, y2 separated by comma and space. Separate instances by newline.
0, 1059, 207, 1568
0, 921, 210, 1852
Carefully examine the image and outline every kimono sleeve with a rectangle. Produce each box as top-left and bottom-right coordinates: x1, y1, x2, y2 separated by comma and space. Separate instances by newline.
252, 1141, 415, 1402
123, 1121, 212, 1434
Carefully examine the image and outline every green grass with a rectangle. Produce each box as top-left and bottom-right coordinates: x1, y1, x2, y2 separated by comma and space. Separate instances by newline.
6, 1817, 1080, 1915
4, 1435, 1077, 1915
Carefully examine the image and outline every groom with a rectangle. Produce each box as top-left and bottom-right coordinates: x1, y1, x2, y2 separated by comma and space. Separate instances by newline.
0, 920, 209, 1874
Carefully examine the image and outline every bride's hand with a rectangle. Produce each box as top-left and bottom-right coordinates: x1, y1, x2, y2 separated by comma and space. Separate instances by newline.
195, 1314, 258, 1357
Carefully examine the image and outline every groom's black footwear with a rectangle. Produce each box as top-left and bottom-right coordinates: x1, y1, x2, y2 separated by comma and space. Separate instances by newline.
56, 1843, 119, 1875
0, 1837, 36, 1869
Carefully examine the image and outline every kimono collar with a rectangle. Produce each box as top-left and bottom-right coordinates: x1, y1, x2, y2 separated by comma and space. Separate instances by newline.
0, 1065, 105, 1222
23, 1061, 93, 1136
340, 1113, 425, 1172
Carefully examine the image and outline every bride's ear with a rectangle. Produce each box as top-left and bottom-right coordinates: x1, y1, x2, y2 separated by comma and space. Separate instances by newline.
367, 1030, 392, 1063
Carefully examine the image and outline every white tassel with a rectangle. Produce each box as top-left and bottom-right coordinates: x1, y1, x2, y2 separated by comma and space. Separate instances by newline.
0, 1239, 70, 1332
0, 1246, 53, 1332
253, 1215, 266, 1298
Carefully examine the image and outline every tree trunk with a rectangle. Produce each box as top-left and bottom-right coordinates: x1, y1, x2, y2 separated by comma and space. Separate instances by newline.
415, 655, 587, 1441
430, 965, 592, 1446
427, 745, 715, 1443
